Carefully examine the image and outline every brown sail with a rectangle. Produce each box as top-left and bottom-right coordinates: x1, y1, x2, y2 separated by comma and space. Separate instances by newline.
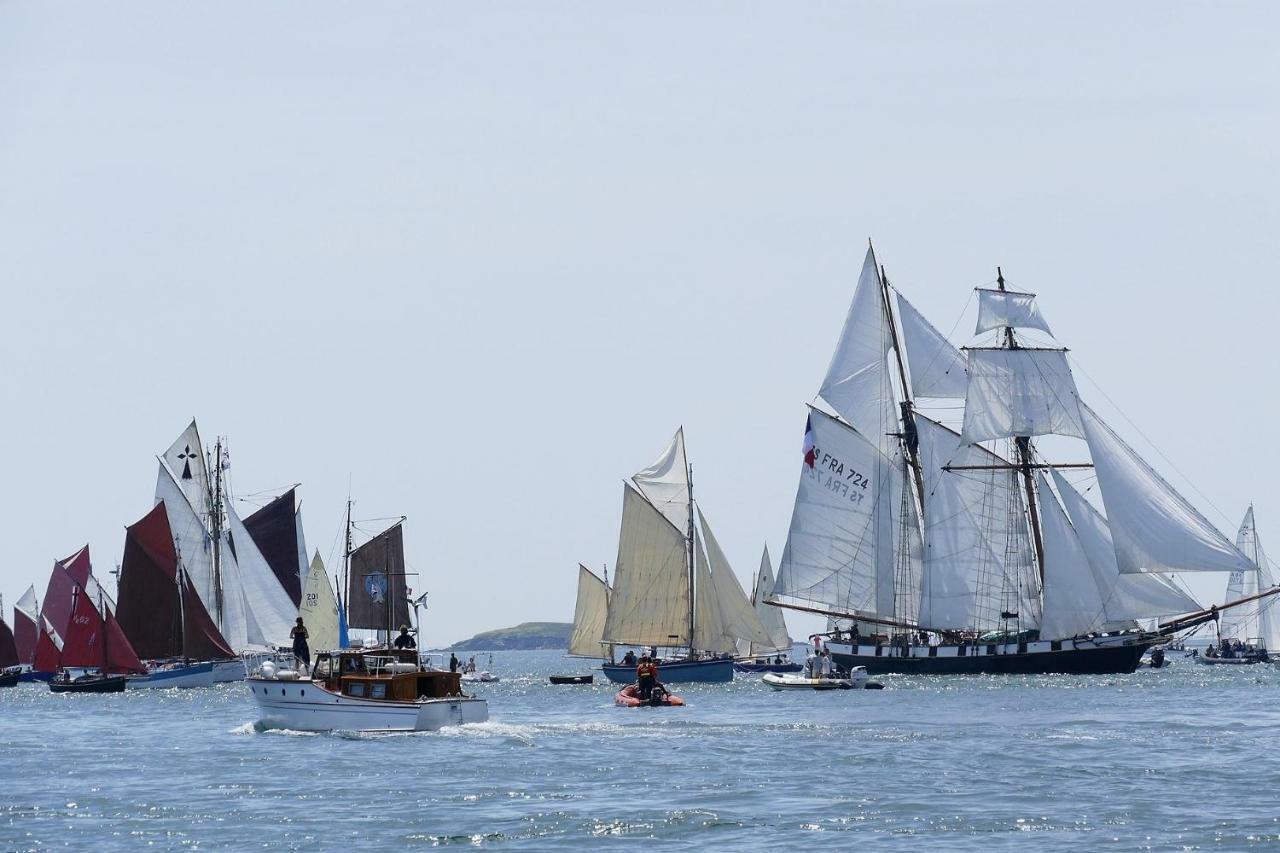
244, 488, 303, 606
345, 523, 411, 632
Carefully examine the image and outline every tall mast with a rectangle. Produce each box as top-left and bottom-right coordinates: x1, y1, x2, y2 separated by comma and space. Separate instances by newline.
209, 437, 225, 629
998, 267, 1046, 583
871, 244, 926, 507
175, 539, 189, 660
341, 496, 353, 617
686, 460, 696, 657
98, 587, 108, 674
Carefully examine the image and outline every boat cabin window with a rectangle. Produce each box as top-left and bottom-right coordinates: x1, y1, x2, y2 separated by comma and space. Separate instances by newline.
341, 656, 366, 674
346, 681, 367, 697
370, 683, 387, 699
313, 656, 334, 678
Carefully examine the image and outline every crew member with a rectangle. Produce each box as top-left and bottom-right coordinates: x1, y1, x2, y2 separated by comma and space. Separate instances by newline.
636, 655, 656, 700
394, 625, 416, 650
290, 617, 310, 668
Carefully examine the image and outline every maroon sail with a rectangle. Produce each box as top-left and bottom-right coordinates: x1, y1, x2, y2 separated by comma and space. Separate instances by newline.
32, 616, 63, 673
244, 488, 303, 606
0, 617, 19, 669
116, 502, 233, 660
345, 523, 411, 631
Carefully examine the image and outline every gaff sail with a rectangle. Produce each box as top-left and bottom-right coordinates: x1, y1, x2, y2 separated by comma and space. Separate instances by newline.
345, 523, 411, 633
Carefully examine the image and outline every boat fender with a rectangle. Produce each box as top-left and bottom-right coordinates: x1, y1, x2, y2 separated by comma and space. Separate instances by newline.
275, 669, 299, 681
260, 661, 277, 679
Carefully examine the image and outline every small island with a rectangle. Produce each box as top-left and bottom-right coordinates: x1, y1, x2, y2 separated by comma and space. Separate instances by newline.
444, 621, 572, 651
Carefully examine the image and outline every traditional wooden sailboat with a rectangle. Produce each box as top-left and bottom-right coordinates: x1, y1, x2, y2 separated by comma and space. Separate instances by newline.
0, 597, 20, 687
597, 429, 774, 684
11, 586, 39, 680
558, 564, 610, 683
48, 569, 147, 694
769, 245, 1277, 675
734, 547, 800, 673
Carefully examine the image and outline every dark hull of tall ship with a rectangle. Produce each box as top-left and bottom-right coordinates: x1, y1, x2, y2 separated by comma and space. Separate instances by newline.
827, 635, 1156, 676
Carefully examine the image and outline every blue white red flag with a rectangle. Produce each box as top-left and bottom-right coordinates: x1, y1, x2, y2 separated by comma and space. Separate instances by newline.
803, 415, 816, 469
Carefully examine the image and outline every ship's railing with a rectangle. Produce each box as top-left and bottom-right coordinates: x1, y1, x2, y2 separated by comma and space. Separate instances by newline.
363, 654, 419, 676
242, 650, 306, 679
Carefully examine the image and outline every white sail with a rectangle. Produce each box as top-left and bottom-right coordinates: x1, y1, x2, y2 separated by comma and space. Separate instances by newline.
896, 292, 967, 398
916, 416, 1039, 630
299, 551, 340, 653
15, 585, 38, 623
295, 507, 309, 600
225, 500, 300, 648
691, 534, 734, 654
1080, 404, 1254, 575
698, 512, 773, 650
1220, 508, 1280, 648
161, 420, 213, 524
1049, 470, 1201, 623
975, 288, 1053, 336
631, 428, 691, 533
818, 247, 897, 450
155, 462, 237, 644
773, 409, 898, 620
602, 484, 691, 648
961, 348, 1085, 443
567, 564, 610, 657
1037, 473, 1106, 638
747, 546, 792, 656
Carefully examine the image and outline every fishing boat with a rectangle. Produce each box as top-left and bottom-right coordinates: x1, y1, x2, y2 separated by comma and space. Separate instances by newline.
761, 668, 877, 690
614, 684, 685, 707
594, 430, 776, 684
48, 581, 146, 694
549, 674, 593, 685
246, 647, 487, 731
768, 246, 1277, 675
734, 547, 800, 673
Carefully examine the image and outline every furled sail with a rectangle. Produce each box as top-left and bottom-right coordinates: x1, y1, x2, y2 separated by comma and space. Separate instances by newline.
299, 551, 340, 653
14, 585, 39, 665
819, 247, 897, 450
1080, 404, 1254, 575
746, 546, 792, 657
1220, 508, 1280, 648
162, 420, 213, 524
916, 415, 1039, 630
631, 428, 691, 533
1049, 470, 1200, 622
225, 500, 300, 648
1037, 473, 1106, 638
961, 348, 1085, 443
345, 523, 411, 633
896, 292, 967, 398
567, 564, 610, 657
602, 484, 691, 648
243, 488, 305, 606
698, 512, 773, 650
773, 409, 898, 621
975, 288, 1053, 335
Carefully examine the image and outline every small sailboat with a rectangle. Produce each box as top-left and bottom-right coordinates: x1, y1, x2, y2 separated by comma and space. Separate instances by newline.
1200, 507, 1279, 666
559, 564, 611, 685
0, 598, 20, 687
596, 430, 776, 684
11, 586, 39, 681
48, 579, 147, 694
734, 546, 800, 673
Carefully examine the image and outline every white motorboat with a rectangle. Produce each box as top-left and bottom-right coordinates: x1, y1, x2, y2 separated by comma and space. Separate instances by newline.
460, 670, 500, 683
245, 649, 487, 732
762, 667, 879, 690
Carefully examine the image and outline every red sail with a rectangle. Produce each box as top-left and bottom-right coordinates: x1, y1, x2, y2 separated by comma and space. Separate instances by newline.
13, 608, 37, 665
103, 611, 147, 674
181, 576, 235, 659
0, 618, 19, 669
39, 563, 78, 639
60, 545, 92, 587
33, 616, 63, 673
59, 588, 106, 669
244, 488, 304, 606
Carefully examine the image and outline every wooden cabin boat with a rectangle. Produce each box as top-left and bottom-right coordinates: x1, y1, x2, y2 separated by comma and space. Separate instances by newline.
246, 648, 487, 732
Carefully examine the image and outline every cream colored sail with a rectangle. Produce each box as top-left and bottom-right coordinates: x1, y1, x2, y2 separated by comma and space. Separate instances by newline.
698, 512, 773, 650
601, 484, 691, 648
691, 535, 734, 654
299, 551, 340, 652
747, 546, 792, 656
631, 428, 691, 533
567, 564, 610, 657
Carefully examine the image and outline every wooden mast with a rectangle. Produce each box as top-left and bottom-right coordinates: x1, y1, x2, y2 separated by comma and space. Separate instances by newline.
998, 268, 1047, 584
872, 244, 927, 508
209, 437, 225, 630
685, 456, 697, 659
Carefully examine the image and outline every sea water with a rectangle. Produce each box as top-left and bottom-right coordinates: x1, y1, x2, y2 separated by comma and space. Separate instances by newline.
2, 649, 1278, 850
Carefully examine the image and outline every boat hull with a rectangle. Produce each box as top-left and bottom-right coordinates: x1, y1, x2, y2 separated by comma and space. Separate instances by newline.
1194, 655, 1265, 666
48, 675, 129, 694
615, 684, 685, 707
601, 658, 734, 684
0, 669, 19, 688
19, 668, 53, 683
247, 678, 488, 732
549, 675, 594, 685
128, 661, 216, 689
212, 660, 246, 683
762, 672, 864, 690
828, 636, 1154, 676
734, 662, 803, 673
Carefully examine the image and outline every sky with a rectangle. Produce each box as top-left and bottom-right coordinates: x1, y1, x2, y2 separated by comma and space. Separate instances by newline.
1, 2, 1278, 647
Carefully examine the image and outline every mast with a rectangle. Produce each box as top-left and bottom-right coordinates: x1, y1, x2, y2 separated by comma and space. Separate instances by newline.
686, 461, 696, 657
98, 587, 108, 674
341, 497, 353, 637
872, 245, 926, 506
997, 268, 1047, 584
209, 437, 226, 629
175, 538, 189, 660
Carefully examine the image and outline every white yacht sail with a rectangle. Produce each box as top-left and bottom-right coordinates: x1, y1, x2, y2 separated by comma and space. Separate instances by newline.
225, 499, 299, 648
1037, 473, 1107, 638
691, 535, 734, 654
746, 546, 792, 656
567, 564, 610, 658
1220, 508, 1280, 648
299, 551, 340, 653
895, 292, 967, 398
697, 512, 773, 651
1080, 404, 1254, 575
601, 484, 691, 649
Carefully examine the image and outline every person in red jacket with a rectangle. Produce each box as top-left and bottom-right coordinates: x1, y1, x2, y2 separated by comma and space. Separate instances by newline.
636, 656, 656, 699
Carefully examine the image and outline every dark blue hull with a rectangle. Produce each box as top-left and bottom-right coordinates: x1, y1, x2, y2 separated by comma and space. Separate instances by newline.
20, 670, 53, 683
602, 658, 734, 684
733, 662, 802, 673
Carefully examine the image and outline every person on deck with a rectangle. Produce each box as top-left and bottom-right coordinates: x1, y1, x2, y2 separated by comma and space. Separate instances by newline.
449, 652, 459, 672
394, 625, 416, 650
851, 624, 861, 645
290, 618, 310, 668
622, 650, 636, 667
820, 649, 833, 679
636, 656, 656, 700
805, 647, 818, 679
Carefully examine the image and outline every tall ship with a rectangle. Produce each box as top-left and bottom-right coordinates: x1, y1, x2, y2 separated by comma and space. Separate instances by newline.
588, 429, 775, 683
769, 246, 1275, 675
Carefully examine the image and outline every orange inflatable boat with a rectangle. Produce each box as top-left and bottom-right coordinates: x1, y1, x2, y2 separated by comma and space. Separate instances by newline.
614, 684, 685, 707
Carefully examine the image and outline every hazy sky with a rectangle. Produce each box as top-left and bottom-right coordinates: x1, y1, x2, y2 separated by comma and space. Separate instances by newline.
2, 2, 1277, 646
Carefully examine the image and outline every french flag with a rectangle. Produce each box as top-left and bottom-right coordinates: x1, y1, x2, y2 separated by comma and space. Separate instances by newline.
803, 415, 816, 469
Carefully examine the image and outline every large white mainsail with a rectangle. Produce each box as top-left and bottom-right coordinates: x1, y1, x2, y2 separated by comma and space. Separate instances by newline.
1049, 469, 1200, 624
1220, 508, 1280, 648
162, 420, 213, 523
299, 551, 340, 653
567, 564, 610, 657
225, 499, 299, 648
895, 292, 967, 399
1080, 404, 1254, 575
631, 428, 691, 533
819, 247, 897, 451
745, 546, 792, 656
1037, 473, 1107, 638
698, 512, 773, 651
773, 409, 899, 621
601, 484, 691, 649
960, 348, 1085, 444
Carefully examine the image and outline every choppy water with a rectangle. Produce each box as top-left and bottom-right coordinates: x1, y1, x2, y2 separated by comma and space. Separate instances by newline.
2, 649, 1278, 850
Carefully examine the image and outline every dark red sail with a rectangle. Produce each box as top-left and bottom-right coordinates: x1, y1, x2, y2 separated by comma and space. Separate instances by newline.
116, 502, 233, 660
243, 488, 303, 606
32, 616, 63, 673
39, 562, 78, 639
346, 523, 410, 631
59, 586, 146, 674
0, 617, 19, 669
60, 545, 92, 587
